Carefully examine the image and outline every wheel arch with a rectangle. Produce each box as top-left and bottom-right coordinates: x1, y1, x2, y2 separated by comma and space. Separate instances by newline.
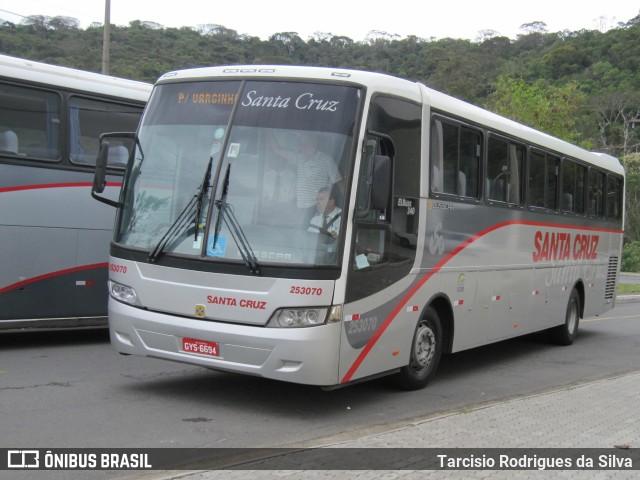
573, 280, 585, 318
425, 294, 454, 354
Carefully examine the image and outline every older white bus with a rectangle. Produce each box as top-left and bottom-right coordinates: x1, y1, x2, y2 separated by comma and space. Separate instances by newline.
0, 55, 151, 330
93, 66, 623, 389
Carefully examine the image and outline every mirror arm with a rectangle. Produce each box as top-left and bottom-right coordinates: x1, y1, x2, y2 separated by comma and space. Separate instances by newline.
91, 189, 122, 208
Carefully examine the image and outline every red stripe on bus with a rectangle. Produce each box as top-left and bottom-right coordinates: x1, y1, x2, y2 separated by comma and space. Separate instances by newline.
0, 182, 122, 193
340, 219, 623, 383
0, 263, 109, 294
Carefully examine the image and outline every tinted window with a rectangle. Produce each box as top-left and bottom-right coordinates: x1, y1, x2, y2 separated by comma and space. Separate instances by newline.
0, 82, 60, 161
588, 169, 605, 217
529, 150, 558, 210
430, 118, 480, 198
487, 136, 524, 205
606, 175, 623, 221
69, 97, 144, 167
561, 159, 586, 214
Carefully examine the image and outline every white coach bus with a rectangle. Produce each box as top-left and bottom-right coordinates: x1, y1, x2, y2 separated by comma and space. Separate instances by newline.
0, 55, 151, 330
92, 66, 624, 389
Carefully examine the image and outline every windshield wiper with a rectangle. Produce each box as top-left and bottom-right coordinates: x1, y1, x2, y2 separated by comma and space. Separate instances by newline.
211, 163, 231, 253
194, 155, 214, 242
148, 155, 214, 263
212, 164, 261, 275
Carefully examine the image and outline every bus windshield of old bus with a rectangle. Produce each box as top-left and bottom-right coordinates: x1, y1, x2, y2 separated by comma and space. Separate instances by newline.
115, 80, 361, 268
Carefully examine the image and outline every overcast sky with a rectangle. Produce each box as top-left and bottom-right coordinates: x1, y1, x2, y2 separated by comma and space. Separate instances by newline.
0, 0, 638, 41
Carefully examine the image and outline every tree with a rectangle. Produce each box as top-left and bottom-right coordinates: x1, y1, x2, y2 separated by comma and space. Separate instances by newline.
311, 31, 332, 43
515, 21, 553, 51
591, 92, 640, 157
366, 30, 400, 44
45, 16, 80, 30
623, 153, 640, 243
330, 35, 354, 49
22, 15, 52, 30
542, 45, 584, 78
520, 21, 548, 34
485, 77, 588, 144
197, 24, 239, 40
475, 29, 500, 42
270, 32, 303, 56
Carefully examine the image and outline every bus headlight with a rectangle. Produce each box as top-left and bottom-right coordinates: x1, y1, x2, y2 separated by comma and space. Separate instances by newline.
267, 307, 328, 328
108, 280, 141, 306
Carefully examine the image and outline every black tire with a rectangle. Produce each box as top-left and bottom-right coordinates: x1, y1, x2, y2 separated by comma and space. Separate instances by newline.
550, 288, 581, 345
395, 307, 443, 390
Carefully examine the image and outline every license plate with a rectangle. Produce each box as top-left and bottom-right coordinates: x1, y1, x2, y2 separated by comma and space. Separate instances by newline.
182, 337, 219, 357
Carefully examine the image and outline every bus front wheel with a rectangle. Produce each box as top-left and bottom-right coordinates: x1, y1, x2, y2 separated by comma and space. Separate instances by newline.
396, 307, 443, 390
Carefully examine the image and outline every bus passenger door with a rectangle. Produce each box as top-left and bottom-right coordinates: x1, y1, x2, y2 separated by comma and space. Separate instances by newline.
340, 95, 422, 383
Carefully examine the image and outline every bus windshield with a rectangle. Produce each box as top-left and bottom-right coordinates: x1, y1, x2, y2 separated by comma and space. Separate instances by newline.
115, 79, 361, 268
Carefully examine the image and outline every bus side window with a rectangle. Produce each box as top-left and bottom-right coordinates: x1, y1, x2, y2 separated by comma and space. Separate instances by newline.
0, 82, 61, 161
606, 175, 623, 221
529, 150, 558, 210
588, 169, 605, 217
487, 136, 523, 205
561, 159, 586, 214
430, 118, 480, 199
69, 96, 142, 167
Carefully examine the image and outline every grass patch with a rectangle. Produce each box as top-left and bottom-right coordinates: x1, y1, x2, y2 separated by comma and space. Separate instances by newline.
618, 283, 640, 295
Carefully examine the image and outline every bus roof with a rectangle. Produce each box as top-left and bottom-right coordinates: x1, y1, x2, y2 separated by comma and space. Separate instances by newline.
158, 64, 623, 177
0, 54, 152, 103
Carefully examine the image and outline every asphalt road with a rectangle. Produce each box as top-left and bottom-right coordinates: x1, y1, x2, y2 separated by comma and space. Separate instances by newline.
620, 273, 640, 284
1, 301, 639, 478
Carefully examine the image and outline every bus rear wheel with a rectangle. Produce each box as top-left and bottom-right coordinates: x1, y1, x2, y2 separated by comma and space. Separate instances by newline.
550, 288, 581, 345
396, 307, 442, 390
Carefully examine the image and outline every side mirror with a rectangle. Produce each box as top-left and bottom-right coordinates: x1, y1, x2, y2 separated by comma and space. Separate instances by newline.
92, 141, 109, 194
90, 132, 135, 208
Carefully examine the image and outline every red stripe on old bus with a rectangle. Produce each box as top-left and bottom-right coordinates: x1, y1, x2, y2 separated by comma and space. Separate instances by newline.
340, 219, 623, 383
0, 182, 122, 194
0, 263, 109, 294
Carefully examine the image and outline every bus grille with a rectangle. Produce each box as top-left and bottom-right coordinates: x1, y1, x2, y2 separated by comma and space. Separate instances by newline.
605, 256, 618, 300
